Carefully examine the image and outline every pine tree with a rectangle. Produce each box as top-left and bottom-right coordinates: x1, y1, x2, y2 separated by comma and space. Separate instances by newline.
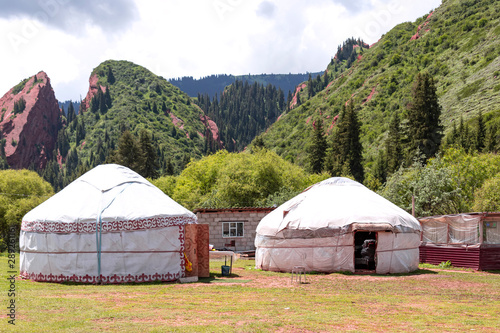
57, 129, 70, 158
138, 129, 159, 179
104, 87, 112, 109
385, 112, 403, 175
475, 111, 485, 152
181, 154, 191, 170
99, 89, 107, 114
67, 101, 76, 123
308, 74, 313, 98
115, 130, 142, 172
373, 150, 387, 184
485, 124, 497, 153
444, 121, 458, 148
0, 138, 8, 170
327, 100, 364, 182
308, 118, 327, 173
107, 66, 115, 84
405, 72, 443, 164
165, 158, 174, 176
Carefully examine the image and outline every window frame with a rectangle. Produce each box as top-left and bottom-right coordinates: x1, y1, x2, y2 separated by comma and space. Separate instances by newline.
221, 221, 245, 238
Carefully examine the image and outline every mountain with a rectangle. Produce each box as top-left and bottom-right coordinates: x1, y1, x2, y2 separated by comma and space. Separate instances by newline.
0, 71, 61, 169
169, 72, 322, 99
258, 0, 500, 169
65, 60, 221, 171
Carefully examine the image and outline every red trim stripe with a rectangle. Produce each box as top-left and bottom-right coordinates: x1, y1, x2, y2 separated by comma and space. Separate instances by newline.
21, 216, 196, 233
19, 271, 181, 284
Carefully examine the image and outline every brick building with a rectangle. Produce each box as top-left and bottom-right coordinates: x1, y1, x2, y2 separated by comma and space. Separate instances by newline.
194, 207, 275, 252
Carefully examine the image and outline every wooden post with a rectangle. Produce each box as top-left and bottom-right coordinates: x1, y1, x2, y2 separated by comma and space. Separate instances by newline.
412, 196, 415, 217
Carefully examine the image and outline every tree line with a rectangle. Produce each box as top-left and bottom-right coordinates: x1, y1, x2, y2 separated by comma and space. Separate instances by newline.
307, 72, 443, 190
196, 80, 285, 152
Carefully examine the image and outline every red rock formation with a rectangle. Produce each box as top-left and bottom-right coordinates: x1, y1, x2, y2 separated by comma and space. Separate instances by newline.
290, 83, 307, 109
362, 86, 377, 105
199, 114, 224, 149
80, 73, 107, 113
0, 71, 61, 169
411, 11, 434, 41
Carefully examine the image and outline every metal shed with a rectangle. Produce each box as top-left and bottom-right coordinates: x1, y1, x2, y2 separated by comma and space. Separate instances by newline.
419, 213, 500, 270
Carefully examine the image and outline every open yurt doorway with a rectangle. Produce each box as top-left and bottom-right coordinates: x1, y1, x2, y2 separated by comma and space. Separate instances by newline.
354, 231, 377, 271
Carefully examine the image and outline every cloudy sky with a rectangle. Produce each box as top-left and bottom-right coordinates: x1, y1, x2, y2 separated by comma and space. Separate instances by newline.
0, 0, 441, 101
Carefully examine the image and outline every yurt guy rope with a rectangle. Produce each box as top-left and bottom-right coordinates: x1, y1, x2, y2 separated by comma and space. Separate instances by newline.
96, 184, 131, 284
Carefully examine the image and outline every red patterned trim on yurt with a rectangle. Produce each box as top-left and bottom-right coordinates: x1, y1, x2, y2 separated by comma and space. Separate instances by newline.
179, 225, 186, 276
21, 216, 196, 233
19, 271, 181, 284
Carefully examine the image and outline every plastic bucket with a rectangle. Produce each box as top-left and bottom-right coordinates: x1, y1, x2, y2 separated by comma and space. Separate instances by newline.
221, 265, 230, 276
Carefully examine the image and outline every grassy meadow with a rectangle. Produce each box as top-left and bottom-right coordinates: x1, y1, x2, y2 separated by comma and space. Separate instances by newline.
1, 253, 499, 332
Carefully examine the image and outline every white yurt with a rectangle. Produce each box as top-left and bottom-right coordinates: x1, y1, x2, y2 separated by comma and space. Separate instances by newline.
20, 164, 196, 283
255, 177, 422, 274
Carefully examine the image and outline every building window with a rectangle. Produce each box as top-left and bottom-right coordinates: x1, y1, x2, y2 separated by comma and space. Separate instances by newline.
222, 222, 244, 238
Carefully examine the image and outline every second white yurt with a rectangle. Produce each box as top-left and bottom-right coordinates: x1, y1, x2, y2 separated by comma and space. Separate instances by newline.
255, 177, 421, 274
20, 164, 197, 283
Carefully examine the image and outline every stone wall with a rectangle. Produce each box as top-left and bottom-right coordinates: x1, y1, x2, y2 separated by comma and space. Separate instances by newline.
195, 208, 274, 251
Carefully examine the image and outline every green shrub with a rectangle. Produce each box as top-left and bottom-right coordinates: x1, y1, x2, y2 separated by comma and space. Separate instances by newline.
472, 173, 500, 212
477, 18, 487, 27
438, 260, 452, 269
12, 78, 29, 95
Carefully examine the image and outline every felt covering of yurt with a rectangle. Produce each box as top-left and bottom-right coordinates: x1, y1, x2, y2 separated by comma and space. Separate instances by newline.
255, 177, 422, 274
20, 164, 196, 283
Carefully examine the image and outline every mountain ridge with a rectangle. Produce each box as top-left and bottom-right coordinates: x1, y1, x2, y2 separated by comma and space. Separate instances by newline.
257, 0, 500, 171
0, 71, 61, 169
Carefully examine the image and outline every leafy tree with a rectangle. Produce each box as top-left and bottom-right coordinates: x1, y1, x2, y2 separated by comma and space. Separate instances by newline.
435, 147, 500, 212
380, 157, 461, 217
405, 72, 443, 164
472, 173, 500, 212
0, 170, 53, 251
151, 175, 177, 198
250, 134, 266, 152
171, 150, 329, 210
308, 118, 327, 173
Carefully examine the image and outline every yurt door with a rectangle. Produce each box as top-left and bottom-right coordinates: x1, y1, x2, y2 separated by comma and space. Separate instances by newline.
354, 231, 377, 271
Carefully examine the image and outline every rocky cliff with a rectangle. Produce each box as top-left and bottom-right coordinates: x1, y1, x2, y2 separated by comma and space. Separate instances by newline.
0, 71, 61, 169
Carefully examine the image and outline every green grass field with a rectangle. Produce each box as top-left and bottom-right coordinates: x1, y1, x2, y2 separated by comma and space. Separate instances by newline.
1, 253, 499, 332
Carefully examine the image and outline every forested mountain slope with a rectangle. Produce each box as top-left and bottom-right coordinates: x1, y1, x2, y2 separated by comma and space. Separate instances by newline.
196, 80, 285, 152
169, 72, 322, 99
45, 60, 221, 189
258, 0, 500, 170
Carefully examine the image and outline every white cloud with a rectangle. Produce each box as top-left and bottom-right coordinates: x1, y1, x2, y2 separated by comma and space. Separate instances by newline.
0, 0, 441, 101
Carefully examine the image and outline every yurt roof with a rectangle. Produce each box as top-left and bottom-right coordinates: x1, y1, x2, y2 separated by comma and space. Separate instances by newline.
256, 177, 421, 236
22, 164, 196, 233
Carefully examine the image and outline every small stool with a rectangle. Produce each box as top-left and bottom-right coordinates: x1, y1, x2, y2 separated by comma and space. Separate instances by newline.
291, 266, 306, 283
